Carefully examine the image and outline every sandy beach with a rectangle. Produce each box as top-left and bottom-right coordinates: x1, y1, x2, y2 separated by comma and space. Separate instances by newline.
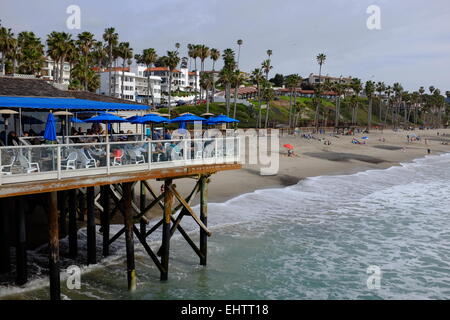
143, 128, 450, 218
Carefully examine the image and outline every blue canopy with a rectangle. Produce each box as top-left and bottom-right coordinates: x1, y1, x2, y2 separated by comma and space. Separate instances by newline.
43, 113, 57, 141
0, 96, 148, 111
206, 115, 240, 125
70, 117, 85, 123
132, 114, 169, 124
170, 113, 206, 123
84, 113, 128, 123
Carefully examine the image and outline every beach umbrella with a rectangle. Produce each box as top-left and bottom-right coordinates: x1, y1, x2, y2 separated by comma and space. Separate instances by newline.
206, 114, 239, 125
43, 113, 57, 142
283, 144, 294, 150
170, 113, 206, 123
70, 117, 86, 123
84, 113, 128, 142
132, 114, 169, 124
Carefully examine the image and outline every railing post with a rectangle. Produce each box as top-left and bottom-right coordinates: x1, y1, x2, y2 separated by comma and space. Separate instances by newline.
106, 143, 110, 174
148, 141, 151, 170
214, 139, 218, 164
184, 140, 188, 164
57, 146, 61, 180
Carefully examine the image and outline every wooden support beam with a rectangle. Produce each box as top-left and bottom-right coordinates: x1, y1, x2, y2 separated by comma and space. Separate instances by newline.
139, 181, 146, 236
170, 216, 204, 261
77, 188, 85, 221
132, 226, 165, 274
15, 197, 27, 285
199, 175, 208, 266
0, 199, 11, 274
160, 179, 173, 281
170, 185, 212, 237
86, 186, 96, 265
68, 189, 78, 259
48, 191, 60, 300
58, 191, 67, 238
123, 182, 136, 291
101, 185, 110, 257
108, 227, 125, 245
145, 219, 163, 238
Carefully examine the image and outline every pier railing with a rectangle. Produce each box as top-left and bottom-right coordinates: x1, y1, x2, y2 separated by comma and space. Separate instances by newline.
0, 137, 241, 185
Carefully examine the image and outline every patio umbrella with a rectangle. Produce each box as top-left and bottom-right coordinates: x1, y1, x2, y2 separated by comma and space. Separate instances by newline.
70, 117, 86, 123
206, 114, 239, 125
170, 113, 206, 123
84, 113, 128, 142
43, 113, 57, 142
132, 114, 170, 139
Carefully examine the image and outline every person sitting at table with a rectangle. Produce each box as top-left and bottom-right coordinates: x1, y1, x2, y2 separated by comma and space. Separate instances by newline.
152, 142, 166, 162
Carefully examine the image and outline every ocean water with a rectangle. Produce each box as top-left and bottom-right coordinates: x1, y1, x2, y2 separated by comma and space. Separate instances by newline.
1, 153, 450, 300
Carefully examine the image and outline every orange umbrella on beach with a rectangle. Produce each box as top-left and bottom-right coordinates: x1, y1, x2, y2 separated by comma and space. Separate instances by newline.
283, 144, 294, 150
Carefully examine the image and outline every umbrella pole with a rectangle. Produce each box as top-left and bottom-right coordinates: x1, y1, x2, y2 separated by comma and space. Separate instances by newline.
19, 108, 22, 136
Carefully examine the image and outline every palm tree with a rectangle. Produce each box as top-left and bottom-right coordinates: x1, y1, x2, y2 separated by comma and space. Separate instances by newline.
285, 74, 301, 128
393, 82, 403, 128
17, 31, 45, 75
314, 53, 327, 128
117, 42, 133, 99
251, 68, 264, 128
220, 49, 236, 116
261, 59, 272, 81
198, 45, 210, 99
209, 48, 220, 102
365, 80, 375, 131
334, 82, 345, 127
262, 80, 275, 128
232, 70, 247, 119
200, 72, 214, 113
103, 27, 118, 96
0, 24, 15, 75
135, 48, 158, 108
376, 82, 386, 123
76, 32, 95, 90
350, 78, 362, 125
165, 50, 180, 117
383, 85, 392, 125
233, 39, 244, 118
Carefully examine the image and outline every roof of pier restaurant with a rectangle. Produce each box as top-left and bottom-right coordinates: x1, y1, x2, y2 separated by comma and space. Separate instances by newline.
0, 77, 148, 110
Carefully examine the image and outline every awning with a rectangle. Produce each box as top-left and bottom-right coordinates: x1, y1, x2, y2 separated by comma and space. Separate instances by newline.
0, 96, 148, 111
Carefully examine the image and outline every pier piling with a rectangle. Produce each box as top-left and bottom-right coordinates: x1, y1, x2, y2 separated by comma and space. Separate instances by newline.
123, 182, 136, 291
101, 185, 110, 257
15, 197, 27, 285
161, 179, 173, 281
199, 176, 208, 266
68, 189, 78, 259
48, 191, 60, 300
86, 186, 96, 265
58, 191, 67, 237
0, 199, 11, 274
139, 181, 146, 236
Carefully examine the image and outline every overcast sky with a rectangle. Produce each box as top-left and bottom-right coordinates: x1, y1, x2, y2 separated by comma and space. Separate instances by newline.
1, 0, 449, 92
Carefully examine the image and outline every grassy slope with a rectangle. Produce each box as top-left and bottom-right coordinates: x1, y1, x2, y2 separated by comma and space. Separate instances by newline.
158, 96, 392, 128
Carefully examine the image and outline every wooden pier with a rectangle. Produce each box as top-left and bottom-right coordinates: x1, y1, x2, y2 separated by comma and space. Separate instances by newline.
0, 137, 241, 299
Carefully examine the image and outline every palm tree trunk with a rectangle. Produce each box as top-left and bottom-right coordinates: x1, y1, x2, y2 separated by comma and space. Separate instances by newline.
288, 90, 293, 129
211, 62, 216, 103
233, 85, 238, 119
108, 49, 112, 96
60, 56, 65, 84
257, 84, 262, 128
368, 97, 372, 131
168, 71, 172, 116
265, 101, 270, 129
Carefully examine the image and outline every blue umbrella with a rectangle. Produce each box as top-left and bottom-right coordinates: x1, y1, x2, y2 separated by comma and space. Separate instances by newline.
84, 113, 128, 142
70, 117, 85, 123
131, 114, 169, 124
170, 113, 206, 123
361, 136, 369, 140
43, 113, 57, 142
206, 114, 240, 125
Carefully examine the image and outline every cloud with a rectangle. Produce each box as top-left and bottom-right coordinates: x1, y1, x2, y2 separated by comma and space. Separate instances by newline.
0, 0, 449, 91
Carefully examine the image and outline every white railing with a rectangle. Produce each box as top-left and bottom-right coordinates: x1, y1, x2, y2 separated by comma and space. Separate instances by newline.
0, 137, 241, 185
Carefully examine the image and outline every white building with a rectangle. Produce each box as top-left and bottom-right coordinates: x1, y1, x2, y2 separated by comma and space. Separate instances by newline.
98, 66, 162, 104
145, 67, 199, 95
41, 57, 71, 84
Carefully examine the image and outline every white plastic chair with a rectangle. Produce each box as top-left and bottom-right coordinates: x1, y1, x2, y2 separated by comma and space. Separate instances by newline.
18, 154, 40, 173
113, 152, 123, 166
128, 149, 145, 164
0, 155, 16, 175
77, 149, 97, 168
61, 152, 77, 170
